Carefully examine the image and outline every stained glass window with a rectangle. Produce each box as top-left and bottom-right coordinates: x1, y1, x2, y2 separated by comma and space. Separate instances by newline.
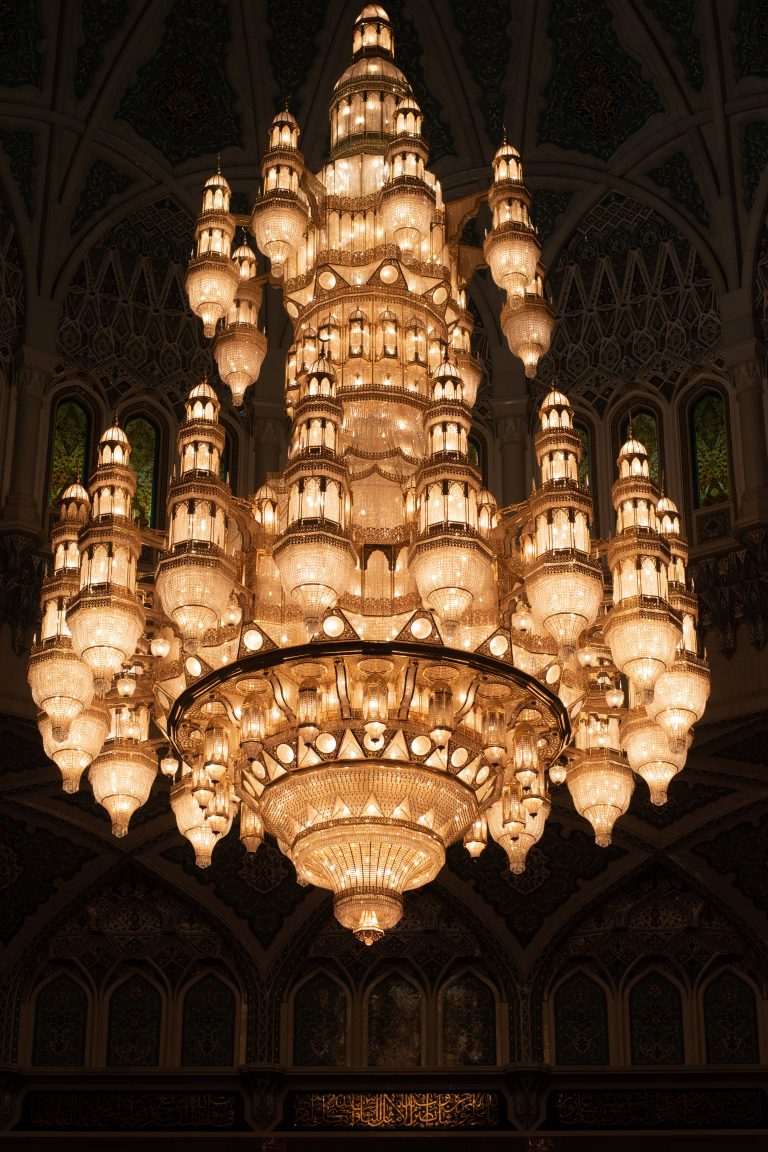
219, 427, 232, 484
621, 409, 660, 484
468, 435, 485, 483
629, 971, 683, 1064
181, 973, 236, 1066
48, 399, 89, 507
574, 423, 592, 491
367, 972, 422, 1066
293, 972, 348, 1065
704, 971, 759, 1063
691, 392, 731, 507
107, 974, 162, 1065
32, 974, 87, 1065
124, 416, 158, 526
440, 971, 496, 1065
555, 972, 609, 1064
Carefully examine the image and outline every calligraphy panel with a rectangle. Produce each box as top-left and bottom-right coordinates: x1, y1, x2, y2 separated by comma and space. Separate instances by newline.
293, 972, 348, 1066
704, 971, 759, 1064
32, 974, 87, 1066
367, 972, 422, 1066
107, 974, 162, 1066
181, 973, 236, 1066
555, 971, 609, 1065
629, 971, 684, 1064
439, 971, 497, 1065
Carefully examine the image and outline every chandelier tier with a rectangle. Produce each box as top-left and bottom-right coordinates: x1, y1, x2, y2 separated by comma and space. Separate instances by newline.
31, 5, 709, 944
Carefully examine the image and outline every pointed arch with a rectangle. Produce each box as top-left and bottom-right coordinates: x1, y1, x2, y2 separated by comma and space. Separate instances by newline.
627, 967, 685, 1064
701, 968, 760, 1064
180, 970, 238, 1067
553, 969, 610, 1065
106, 971, 163, 1066
438, 968, 498, 1066
365, 968, 424, 1067
291, 969, 350, 1066
31, 971, 89, 1066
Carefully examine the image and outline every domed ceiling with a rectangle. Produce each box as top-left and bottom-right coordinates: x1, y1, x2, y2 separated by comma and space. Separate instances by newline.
1, 0, 767, 418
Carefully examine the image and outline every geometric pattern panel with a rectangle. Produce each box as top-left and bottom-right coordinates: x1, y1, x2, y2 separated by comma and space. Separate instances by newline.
538, 192, 721, 413
57, 198, 213, 412
629, 971, 684, 1064
641, 0, 704, 91
703, 970, 760, 1064
539, 0, 662, 161
115, 0, 242, 165
693, 812, 768, 912
367, 972, 422, 1067
0, 199, 24, 363
181, 973, 236, 1067
439, 971, 497, 1066
447, 822, 626, 946
32, 975, 87, 1066
293, 973, 348, 1067
0, 813, 96, 945
554, 971, 609, 1065
106, 974, 162, 1066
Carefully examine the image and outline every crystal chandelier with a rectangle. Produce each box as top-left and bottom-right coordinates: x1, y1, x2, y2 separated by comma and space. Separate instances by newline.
30, 5, 709, 946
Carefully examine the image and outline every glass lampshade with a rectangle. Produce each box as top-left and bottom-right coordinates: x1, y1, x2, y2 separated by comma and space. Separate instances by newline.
89, 741, 157, 837
39, 700, 110, 792
566, 751, 634, 846
648, 653, 710, 748
185, 253, 239, 337
28, 640, 94, 738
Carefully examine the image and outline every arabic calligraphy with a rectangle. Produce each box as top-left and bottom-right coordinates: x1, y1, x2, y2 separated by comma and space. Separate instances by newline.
293, 1091, 498, 1129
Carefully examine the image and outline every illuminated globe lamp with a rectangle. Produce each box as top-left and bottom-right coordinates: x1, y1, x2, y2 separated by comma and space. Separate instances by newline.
379, 98, 435, 263
409, 355, 492, 639
39, 699, 110, 793
89, 702, 157, 837
621, 707, 686, 806
251, 109, 308, 279
29, 482, 94, 739
185, 168, 239, 337
214, 240, 268, 406
522, 388, 603, 663
603, 433, 681, 704
483, 139, 541, 307
567, 699, 634, 847
155, 382, 237, 651
66, 421, 145, 694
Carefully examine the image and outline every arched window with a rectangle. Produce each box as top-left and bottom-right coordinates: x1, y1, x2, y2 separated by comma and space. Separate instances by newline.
107, 974, 162, 1066
181, 973, 236, 1066
690, 391, 731, 507
703, 971, 759, 1063
48, 398, 90, 507
124, 415, 159, 527
574, 422, 592, 491
621, 409, 660, 484
439, 971, 497, 1065
468, 435, 485, 482
367, 971, 422, 1066
629, 971, 683, 1064
293, 972, 348, 1066
554, 971, 609, 1065
32, 974, 87, 1066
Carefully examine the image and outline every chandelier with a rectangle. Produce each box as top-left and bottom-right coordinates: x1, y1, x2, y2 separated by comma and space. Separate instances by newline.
29, 5, 709, 946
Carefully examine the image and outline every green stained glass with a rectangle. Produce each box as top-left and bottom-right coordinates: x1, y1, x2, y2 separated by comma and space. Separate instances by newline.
219, 430, 230, 484
48, 400, 89, 507
622, 410, 660, 484
692, 393, 730, 507
124, 416, 158, 526
575, 423, 591, 489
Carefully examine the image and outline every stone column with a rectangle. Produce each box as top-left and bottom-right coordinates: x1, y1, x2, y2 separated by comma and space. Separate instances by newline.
3, 348, 57, 533
723, 342, 768, 527
493, 399, 530, 507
